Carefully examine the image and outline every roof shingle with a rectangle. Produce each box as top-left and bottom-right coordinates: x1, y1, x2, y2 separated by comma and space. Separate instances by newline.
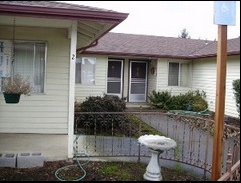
0, 1, 118, 13
83, 32, 240, 59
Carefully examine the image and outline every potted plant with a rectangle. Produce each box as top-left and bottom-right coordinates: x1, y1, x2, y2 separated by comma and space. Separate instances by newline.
1, 74, 31, 103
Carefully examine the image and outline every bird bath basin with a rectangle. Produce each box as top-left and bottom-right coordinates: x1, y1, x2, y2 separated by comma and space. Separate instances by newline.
138, 134, 177, 181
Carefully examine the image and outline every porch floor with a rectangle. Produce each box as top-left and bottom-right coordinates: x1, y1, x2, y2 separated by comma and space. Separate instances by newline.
0, 133, 68, 161
125, 102, 150, 110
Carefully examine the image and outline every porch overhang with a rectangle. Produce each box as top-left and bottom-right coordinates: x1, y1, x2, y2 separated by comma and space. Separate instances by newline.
0, 1, 129, 51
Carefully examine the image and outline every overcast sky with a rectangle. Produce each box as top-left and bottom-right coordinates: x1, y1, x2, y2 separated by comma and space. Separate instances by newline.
59, 1, 240, 41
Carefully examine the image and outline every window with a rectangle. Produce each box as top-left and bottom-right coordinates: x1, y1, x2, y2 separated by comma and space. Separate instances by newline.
14, 42, 46, 93
75, 57, 96, 85
0, 40, 46, 93
168, 62, 190, 87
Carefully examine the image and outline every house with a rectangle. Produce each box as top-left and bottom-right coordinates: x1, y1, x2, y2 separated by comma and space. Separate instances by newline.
0, 1, 128, 158
76, 32, 240, 118
0, 1, 239, 161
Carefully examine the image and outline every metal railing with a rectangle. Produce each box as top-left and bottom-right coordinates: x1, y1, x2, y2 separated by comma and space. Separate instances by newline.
218, 147, 240, 181
74, 110, 240, 179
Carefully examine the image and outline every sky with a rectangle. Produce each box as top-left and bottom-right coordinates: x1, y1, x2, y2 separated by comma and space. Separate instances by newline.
59, 1, 240, 41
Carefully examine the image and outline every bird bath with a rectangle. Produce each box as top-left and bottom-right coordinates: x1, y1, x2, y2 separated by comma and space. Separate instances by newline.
138, 134, 177, 181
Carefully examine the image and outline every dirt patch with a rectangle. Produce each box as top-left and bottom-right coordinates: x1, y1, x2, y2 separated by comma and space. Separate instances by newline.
0, 160, 207, 181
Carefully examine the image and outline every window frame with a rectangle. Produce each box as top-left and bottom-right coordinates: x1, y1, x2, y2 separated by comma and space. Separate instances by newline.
168, 61, 190, 87
75, 57, 96, 85
0, 40, 47, 94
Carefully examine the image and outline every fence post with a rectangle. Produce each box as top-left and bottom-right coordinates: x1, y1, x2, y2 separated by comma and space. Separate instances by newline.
232, 133, 240, 164
226, 148, 232, 180
138, 106, 142, 162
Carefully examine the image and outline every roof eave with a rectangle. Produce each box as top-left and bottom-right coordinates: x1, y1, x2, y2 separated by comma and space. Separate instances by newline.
81, 51, 188, 59
188, 51, 240, 59
0, 4, 129, 22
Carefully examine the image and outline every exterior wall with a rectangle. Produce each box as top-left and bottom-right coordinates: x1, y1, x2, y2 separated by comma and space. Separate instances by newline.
75, 55, 107, 102
74, 54, 240, 118
147, 59, 157, 101
0, 26, 70, 134
74, 56, 139, 103
156, 58, 192, 95
192, 55, 240, 118
75, 56, 153, 103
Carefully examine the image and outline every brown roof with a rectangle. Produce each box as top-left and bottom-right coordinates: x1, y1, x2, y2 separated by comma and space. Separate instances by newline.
190, 37, 240, 58
0, 1, 128, 21
0, 1, 115, 12
83, 32, 240, 59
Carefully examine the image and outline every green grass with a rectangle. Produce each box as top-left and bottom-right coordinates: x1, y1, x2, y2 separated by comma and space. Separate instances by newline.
128, 114, 164, 138
99, 163, 130, 180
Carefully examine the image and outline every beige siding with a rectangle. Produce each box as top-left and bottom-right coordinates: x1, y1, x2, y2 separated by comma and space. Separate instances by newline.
75, 55, 107, 102
0, 26, 70, 134
75, 56, 130, 102
192, 56, 240, 118
147, 59, 157, 101
156, 58, 192, 95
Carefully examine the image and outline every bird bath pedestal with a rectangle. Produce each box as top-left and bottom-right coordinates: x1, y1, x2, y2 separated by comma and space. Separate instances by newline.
144, 149, 163, 181
138, 135, 177, 181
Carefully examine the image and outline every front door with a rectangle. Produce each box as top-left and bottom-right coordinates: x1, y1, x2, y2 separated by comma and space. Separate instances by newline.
129, 61, 147, 102
107, 59, 123, 98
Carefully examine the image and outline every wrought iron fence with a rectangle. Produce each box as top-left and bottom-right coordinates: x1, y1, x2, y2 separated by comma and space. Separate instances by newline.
74, 110, 240, 179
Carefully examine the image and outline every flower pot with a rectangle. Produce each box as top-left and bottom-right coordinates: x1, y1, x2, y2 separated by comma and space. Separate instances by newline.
3, 93, 21, 104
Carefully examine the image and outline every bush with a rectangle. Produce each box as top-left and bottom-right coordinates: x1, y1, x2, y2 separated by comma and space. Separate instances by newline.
148, 90, 172, 110
232, 79, 240, 117
75, 94, 129, 135
78, 94, 126, 112
147, 89, 208, 111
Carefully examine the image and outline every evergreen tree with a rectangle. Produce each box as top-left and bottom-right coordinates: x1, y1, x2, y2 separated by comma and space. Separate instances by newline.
178, 28, 191, 39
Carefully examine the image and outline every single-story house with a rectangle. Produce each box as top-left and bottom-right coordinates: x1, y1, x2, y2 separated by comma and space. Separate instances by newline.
0, 1, 239, 161
0, 1, 128, 158
76, 32, 240, 118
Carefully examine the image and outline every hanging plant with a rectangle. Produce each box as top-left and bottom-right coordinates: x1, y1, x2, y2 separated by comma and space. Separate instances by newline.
2, 74, 31, 103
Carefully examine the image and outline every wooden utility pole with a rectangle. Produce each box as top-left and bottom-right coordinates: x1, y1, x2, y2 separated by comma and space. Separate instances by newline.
211, 24, 227, 181
211, 1, 236, 180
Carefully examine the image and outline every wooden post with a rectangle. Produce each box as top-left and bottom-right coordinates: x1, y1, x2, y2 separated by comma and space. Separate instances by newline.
211, 25, 227, 181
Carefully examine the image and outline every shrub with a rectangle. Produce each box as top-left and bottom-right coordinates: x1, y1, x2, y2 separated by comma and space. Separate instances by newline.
184, 90, 208, 111
232, 79, 240, 117
148, 90, 172, 110
75, 94, 129, 135
147, 89, 208, 111
78, 94, 126, 112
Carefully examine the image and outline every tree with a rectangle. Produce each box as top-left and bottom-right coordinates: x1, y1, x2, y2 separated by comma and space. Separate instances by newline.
178, 28, 191, 39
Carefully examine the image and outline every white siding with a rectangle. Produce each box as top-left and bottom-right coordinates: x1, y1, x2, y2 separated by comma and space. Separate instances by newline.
75, 55, 107, 102
0, 26, 71, 134
147, 59, 157, 101
192, 56, 240, 118
75, 56, 130, 102
156, 58, 192, 95
73, 54, 240, 118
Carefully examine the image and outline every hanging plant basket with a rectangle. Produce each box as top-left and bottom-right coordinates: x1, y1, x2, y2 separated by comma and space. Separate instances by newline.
3, 93, 21, 104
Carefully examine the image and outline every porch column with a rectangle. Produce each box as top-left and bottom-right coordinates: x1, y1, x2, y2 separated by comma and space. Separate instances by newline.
68, 20, 77, 159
